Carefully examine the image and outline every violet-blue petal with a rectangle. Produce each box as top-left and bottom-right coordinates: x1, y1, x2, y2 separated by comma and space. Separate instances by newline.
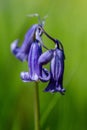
28, 41, 42, 81
38, 50, 54, 82
11, 39, 19, 55
44, 79, 56, 92
11, 39, 28, 61
55, 82, 65, 94
20, 24, 38, 55
38, 50, 54, 65
50, 49, 64, 81
11, 24, 38, 61
20, 72, 31, 82
39, 68, 50, 82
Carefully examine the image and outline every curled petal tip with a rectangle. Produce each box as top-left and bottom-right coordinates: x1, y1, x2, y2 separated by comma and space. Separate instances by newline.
20, 72, 30, 82
31, 74, 39, 81
55, 87, 66, 95
10, 39, 28, 61
39, 68, 50, 82
44, 88, 55, 93
10, 39, 19, 53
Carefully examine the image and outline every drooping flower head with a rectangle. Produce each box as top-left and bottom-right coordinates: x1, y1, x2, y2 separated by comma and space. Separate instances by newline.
10, 18, 66, 94
38, 41, 65, 94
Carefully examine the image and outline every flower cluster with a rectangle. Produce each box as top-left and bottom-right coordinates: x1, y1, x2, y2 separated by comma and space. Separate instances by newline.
11, 23, 65, 94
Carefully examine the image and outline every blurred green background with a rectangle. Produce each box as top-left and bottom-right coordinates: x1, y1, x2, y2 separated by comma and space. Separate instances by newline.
0, 0, 87, 130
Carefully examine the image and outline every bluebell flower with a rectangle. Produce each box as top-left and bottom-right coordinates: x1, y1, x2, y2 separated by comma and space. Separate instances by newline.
38, 44, 65, 94
11, 24, 43, 62
20, 40, 50, 82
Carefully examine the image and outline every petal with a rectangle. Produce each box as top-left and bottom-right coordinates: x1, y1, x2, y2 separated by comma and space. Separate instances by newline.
16, 51, 28, 61
20, 72, 31, 82
56, 49, 64, 81
20, 72, 39, 82
44, 79, 56, 93
56, 49, 65, 61
55, 84, 66, 95
11, 39, 27, 61
28, 41, 42, 81
11, 24, 38, 61
50, 49, 64, 81
30, 73, 39, 81
20, 24, 38, 55
10, 39, 19, 55
38, 50, 54, 65
39, 68, 50, 82
55, 76, 65, 94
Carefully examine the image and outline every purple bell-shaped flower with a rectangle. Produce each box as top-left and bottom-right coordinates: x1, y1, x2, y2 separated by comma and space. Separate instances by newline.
20, 40, 50, 82
38, 44, 65, 94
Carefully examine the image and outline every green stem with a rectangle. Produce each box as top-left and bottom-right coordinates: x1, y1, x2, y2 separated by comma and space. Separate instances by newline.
34, 82, 40, 130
